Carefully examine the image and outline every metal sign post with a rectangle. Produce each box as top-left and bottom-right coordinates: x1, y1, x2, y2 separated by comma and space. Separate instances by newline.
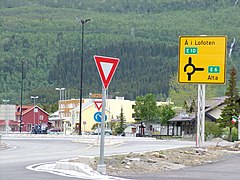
97, 86, 107, 174
97, 122, 100, 141
238, 116, 240, 140
178, 35, 227, 148
196, 84, 205, 147
94, 55, 120, 174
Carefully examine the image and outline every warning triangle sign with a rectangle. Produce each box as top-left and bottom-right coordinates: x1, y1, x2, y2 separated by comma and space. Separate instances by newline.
94, 101, 102, 111
94, 55, 120, 90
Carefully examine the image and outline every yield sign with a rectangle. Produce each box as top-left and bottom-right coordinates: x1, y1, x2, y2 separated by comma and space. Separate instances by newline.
94, 101, 102, 111
94, 55, 120, 90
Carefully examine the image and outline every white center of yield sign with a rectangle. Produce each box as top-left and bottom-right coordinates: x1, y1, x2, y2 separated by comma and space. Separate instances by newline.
100, 62, 113, 80
94, 55, 120, 90
94, 101, 102, 111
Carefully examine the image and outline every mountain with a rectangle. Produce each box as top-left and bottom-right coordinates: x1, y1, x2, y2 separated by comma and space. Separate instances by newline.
0, 0, 239, 104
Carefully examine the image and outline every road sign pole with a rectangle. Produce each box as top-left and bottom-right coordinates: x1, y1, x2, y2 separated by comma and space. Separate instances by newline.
238, 116, 240, 140
178, 36, 226, 147
196, 84, 205, 148
97, 86, 106, 174
94, 55, 119, 174
97, 122, 100, 141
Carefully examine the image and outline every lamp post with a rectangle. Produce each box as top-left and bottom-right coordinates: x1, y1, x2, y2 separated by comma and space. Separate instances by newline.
31, 96, 38, 131
56, 88, 65, 131
76, 17, 91, 135
20, 60, 24, 133
3, 99, 10, 132
55, 88, 65, 101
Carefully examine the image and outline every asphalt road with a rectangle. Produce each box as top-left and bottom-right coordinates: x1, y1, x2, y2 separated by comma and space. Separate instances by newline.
2, 135, 238, 180
1, 138, 90, 180
0, 136, 194, 180
122, 154, 240, 180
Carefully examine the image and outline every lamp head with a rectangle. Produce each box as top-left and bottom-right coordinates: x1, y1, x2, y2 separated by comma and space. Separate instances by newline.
76, 17, 91, 24
85, 19, 91, 23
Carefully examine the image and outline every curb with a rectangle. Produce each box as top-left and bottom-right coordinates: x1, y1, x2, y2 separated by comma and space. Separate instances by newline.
55, 161, 100, 176
72, 139, 124, 146
27, 161, 131, 180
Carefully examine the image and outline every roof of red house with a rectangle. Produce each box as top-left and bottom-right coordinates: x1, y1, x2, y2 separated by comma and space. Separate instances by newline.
16, 105, 49, 116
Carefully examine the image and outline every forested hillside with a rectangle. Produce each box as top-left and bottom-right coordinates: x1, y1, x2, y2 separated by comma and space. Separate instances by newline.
0, 0, 240, 105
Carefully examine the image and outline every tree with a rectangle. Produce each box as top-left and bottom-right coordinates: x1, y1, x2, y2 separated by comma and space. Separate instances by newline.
205, 121, 222, 139
134, 94, 159, 122
115, 106, 126, 134
182, 100, 189, 112
159, 105, 175, 125
218, 66, 239, 142
169, 74, 217, 106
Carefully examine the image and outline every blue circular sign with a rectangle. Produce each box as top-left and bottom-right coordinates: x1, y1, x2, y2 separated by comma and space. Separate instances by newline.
94, 112, 107, 123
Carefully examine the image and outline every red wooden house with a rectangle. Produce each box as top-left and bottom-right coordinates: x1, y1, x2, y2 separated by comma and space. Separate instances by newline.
15, 105, 49, 132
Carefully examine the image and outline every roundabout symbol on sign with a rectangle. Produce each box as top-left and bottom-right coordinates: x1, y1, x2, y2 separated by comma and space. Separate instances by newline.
94, 112, 107, 123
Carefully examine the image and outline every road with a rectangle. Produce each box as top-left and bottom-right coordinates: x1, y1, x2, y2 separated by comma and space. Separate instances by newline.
0, 135, 194, 180
123, 154, 240, 180
1, 135, 239, 180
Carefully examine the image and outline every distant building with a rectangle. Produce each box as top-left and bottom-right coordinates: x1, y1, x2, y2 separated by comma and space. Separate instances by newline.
15, 105, 49, 132
55, 97, 173, 133
0, 104, 17, 132
48, 111, 61, 129
167, 96, 227, 137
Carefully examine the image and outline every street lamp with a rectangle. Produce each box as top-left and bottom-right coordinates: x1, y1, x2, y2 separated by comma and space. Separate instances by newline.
20, 60, 24, 133
3, 99, 10, 103
55, 88, 65, 101
56, 87, 65, 131
3, 99, 10, 132
31, 96, 38, 131
76, 17, 91, 135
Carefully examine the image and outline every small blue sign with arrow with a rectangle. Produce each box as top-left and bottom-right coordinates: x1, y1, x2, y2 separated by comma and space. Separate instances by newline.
94, 112, 107, 123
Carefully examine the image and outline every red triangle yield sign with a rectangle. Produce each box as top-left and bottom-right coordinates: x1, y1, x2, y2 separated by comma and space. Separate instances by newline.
94, 55, 120, 90
94, 101, 102, 111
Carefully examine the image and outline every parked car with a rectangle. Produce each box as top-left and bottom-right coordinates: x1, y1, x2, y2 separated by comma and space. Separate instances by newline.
31, 124, 48, 134
136, 131, 152, 137
144, 131, 152, 137
47, 128, 61, 134
92, 128, 112, 135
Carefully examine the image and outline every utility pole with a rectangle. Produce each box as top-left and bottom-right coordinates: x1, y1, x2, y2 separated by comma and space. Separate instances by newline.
56, 88, 65, 132
20, 60, 24, 133
31, 96, 38, 132
76, 17, 91, 135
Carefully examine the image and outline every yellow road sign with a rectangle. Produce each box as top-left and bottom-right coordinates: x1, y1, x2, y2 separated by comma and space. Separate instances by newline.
178, 36, 227, 84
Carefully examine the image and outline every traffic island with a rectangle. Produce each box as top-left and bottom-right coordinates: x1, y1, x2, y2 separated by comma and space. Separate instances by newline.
68, 144, 240, 177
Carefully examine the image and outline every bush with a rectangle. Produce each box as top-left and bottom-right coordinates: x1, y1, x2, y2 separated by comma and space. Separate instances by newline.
221, 127, 238, 142
205, 121, 222, 139
114, 123, 125, 135
232, 128, 238, 142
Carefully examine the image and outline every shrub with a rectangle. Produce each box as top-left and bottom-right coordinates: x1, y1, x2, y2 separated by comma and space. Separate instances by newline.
205, 121, 222, 139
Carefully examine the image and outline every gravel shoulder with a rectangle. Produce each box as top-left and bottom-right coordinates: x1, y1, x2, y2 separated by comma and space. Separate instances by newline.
70, 144, 240, 177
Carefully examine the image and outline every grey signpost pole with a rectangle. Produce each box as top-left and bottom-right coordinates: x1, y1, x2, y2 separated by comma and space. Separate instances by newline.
97, 122, 100, 141
97, 86, 106, 174
238, 116, 240, 140
179, 36, 226, 148
94, 55, 120, 174
197, 84, 205, 148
